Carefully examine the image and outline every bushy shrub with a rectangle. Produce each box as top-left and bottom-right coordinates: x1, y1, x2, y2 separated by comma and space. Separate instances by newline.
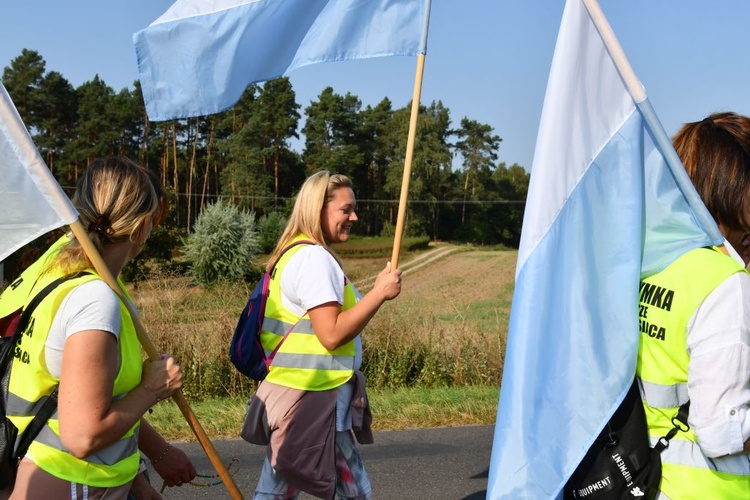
257, 211, 288, 253
182, 200, 260, 286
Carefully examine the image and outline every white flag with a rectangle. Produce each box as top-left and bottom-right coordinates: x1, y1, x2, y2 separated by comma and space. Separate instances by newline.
0, 82, 78, 263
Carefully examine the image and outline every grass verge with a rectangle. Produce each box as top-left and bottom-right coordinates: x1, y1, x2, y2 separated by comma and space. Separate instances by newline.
148, 385, 500, 442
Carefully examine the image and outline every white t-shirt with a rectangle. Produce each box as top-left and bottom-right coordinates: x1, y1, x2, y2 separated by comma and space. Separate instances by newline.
686, 241, 750, 458
280, 245, 362, 431
45, 280, 121, 378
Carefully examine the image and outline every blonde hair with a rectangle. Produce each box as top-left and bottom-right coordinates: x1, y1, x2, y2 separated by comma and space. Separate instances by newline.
52, 157, 167, 275
266, 170, 352, 271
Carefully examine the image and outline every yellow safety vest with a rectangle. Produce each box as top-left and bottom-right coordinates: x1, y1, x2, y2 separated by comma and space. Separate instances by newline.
0, 235, 70, 312
261, 236, 357, 391
4, 270, 142, 487
637, 247, 750, 499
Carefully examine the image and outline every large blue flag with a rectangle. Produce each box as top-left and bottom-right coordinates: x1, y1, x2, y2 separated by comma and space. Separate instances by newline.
134, 0, 429, 122
486, 0, 723, 498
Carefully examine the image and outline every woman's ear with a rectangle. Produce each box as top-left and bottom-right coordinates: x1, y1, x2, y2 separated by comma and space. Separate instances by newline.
135, 214, 154, 244
717, 222, 730, 240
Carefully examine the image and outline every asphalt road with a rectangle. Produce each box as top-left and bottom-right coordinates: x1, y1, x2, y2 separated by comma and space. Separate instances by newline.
148, 425, 493, 499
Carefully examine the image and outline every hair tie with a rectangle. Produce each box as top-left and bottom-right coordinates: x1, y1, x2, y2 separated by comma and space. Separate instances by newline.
701, 117, 715, 128
88, 213, 113, 240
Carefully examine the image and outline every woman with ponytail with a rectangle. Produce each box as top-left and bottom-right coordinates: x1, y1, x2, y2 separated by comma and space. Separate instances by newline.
2, 157, 195, 499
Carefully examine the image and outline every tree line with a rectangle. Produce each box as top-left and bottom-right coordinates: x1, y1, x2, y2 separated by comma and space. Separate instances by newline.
3, 48, 529, 249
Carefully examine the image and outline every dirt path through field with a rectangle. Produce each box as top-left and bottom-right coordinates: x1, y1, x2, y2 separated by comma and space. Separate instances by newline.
354, 243, 461, 290
353, 244, 519, 329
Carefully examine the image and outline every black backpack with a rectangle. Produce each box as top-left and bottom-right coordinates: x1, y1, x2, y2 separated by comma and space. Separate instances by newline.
0, 274, 81, 489
564, 378, 690, 500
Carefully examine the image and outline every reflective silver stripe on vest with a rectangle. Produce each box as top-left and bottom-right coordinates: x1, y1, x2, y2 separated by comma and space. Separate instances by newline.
638, 378, 689, 408
272, 352, 355, 371
35, 426, 138, 466
7, 391, 127, 418
650, 436, 750, 475
262, 317, 314, 336
5, 392, 56, 418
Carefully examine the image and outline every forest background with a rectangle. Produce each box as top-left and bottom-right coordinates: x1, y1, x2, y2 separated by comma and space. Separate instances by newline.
2, 49, 529, 269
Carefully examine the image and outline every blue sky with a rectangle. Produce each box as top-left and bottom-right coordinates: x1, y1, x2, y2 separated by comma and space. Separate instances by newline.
1, 1, 748, 171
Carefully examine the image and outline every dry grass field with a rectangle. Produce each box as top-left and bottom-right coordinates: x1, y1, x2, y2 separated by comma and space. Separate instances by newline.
128, 243, 518, 437
388, 246, 516, 323
359, 245, 516, 388
130, 243, 517, 397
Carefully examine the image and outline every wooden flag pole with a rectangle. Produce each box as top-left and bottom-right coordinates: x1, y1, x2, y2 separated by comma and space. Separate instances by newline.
68, 220, 244, 500
581, 0, 644, 102
390, 52, 426, 270
581, 0, 722, 239
391, 0, 431, 269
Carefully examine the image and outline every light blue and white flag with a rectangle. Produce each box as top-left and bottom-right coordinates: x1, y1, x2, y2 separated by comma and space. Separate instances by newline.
0, 82, 78, 263
134, 0, 429, 122
486, 0, 723, 498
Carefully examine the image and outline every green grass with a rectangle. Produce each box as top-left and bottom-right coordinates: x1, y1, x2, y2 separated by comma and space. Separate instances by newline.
148, 385, 500, 442
367, 385, 500, 429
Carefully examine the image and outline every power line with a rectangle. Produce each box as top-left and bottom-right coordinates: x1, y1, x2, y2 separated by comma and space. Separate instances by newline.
62, 185, 526, 204
169, 192, 526, 204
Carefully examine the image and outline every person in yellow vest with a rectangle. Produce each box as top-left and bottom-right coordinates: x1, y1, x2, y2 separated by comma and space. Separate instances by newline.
638, 112, 750, 499
2, 157, 196, 499
251, 170, 402, 499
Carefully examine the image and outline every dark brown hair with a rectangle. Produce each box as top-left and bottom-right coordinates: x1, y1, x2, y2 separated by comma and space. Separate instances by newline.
673, 112, 750, 233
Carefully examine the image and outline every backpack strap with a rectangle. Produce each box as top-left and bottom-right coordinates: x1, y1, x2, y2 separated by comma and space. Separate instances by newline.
8, 273, 86, 344
268, 239, 316, 276
11, 389, 58, 459
3, 272, 88, 460
653, 400, 690, 453
264, 240, 315, 369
